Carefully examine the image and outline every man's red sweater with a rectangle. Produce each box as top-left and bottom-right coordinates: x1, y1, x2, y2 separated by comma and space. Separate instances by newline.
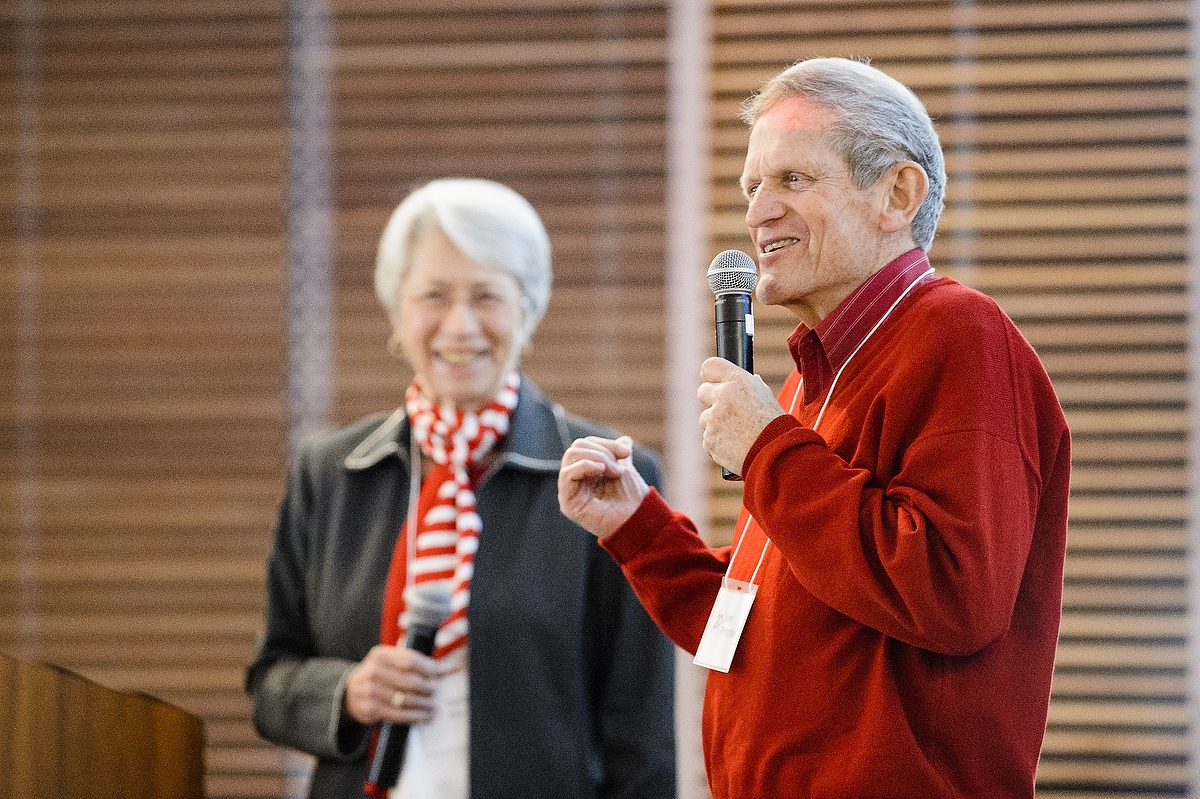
603, 269, 1070, 798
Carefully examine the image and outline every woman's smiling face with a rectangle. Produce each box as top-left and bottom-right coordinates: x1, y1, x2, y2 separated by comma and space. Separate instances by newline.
393, 223, 525, 411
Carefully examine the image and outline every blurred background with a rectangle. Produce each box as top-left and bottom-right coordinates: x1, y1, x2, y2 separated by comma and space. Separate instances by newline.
0, 0, 1190, 797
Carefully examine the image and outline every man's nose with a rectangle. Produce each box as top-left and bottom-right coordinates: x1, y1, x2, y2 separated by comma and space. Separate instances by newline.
745, 186, 784, 229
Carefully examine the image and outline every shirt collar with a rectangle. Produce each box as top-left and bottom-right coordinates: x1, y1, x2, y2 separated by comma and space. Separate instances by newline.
787, 248, 934, 405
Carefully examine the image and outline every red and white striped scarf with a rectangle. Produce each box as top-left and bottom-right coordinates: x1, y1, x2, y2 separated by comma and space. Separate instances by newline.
383, 371, 519, 660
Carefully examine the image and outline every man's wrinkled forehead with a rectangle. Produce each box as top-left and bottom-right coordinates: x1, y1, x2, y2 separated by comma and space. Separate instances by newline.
756, 95, 840, 130
739, 109, 841, 192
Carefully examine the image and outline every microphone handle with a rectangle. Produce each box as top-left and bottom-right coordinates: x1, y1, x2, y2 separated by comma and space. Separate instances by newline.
363, 623, 441, 797
714, 292, 754, 481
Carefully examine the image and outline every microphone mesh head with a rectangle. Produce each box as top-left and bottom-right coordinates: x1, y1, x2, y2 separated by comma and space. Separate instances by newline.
707, 250, 758, 295
403, 584, 454, 629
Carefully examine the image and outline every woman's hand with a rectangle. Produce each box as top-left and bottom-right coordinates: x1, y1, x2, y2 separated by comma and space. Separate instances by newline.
343, 645, 440, 726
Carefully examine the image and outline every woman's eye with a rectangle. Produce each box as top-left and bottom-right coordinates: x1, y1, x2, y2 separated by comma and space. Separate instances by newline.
474, 292, 506, 308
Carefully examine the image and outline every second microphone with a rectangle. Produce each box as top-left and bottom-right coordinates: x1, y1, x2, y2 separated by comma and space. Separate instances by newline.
364, 584, 453, 798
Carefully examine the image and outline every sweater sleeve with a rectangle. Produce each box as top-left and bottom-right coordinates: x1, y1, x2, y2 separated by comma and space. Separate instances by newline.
741, 295, 1065, 656
244, 444, 370, 761
601, 488, 732, 655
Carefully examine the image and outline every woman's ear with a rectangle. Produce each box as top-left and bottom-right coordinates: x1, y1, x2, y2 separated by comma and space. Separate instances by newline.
387, 328, 405, 358
386, 310, 410, 360
879, 161, 929, 235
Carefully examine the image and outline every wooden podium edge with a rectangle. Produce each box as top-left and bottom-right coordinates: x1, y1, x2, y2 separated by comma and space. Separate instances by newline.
0, 650, 206, 799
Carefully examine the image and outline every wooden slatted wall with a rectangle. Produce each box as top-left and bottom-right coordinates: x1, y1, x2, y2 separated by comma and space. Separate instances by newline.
0, 3, 289, 797
708, 0, 1188, 796
329, 0, 671, 453
3, 1, 1193, 797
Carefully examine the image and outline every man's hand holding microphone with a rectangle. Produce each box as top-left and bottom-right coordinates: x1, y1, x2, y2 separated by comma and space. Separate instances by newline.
560, 250, 785, 541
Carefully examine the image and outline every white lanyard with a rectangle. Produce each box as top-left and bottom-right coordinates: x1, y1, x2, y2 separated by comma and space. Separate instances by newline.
692, 266, 933, 672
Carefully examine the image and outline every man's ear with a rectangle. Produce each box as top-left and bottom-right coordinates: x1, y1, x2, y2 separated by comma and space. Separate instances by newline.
879, 161, 929, 234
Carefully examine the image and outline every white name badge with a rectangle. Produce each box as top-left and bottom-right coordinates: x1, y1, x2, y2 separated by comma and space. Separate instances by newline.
692, 577, 758, 673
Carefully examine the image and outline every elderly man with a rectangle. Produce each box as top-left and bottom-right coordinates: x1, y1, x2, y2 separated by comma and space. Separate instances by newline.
558, 57, 1070, 799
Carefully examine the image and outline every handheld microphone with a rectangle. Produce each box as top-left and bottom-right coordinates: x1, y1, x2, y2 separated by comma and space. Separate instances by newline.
364, 584, 454, 798
707, 250, 758, 481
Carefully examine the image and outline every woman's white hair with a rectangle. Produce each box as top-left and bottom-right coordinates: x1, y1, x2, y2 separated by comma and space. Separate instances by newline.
375, 178, 553, 343
741, 57, 946, 251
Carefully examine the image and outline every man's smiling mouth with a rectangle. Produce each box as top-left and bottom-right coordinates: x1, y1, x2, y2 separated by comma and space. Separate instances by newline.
763, 238, 798, 254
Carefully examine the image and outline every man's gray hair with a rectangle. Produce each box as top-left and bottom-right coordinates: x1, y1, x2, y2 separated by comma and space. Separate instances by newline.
741, 57, 946, 250
375, 178, 552, 343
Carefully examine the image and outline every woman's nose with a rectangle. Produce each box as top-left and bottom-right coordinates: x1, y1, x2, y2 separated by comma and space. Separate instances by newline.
440, 298, 483, 334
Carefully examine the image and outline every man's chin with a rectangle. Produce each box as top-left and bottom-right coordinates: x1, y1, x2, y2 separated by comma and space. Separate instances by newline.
754, 278, 781, 307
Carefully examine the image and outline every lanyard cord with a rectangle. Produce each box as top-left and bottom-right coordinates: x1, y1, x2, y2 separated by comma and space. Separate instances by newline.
813, 268, 933, 430
405, 431, 421, 591
726, 266, 935, 581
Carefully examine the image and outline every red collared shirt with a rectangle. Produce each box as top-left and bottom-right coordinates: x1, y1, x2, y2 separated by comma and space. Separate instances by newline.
788, 248, 935, 405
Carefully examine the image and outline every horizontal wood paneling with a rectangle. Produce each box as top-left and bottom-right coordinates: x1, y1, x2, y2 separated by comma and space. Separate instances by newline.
3, 1, 1194, 796
0, 3, 288, 797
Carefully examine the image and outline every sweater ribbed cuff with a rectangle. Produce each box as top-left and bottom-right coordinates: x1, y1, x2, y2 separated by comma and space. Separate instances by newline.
743, 414, 803, 476
599, 488, 675, 565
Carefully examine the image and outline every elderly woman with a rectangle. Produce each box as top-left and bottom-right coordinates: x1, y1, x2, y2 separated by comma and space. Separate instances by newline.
246, 178, 676, 798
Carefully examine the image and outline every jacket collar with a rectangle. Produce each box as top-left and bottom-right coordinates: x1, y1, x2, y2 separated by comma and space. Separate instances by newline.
343, 376, 571, 474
